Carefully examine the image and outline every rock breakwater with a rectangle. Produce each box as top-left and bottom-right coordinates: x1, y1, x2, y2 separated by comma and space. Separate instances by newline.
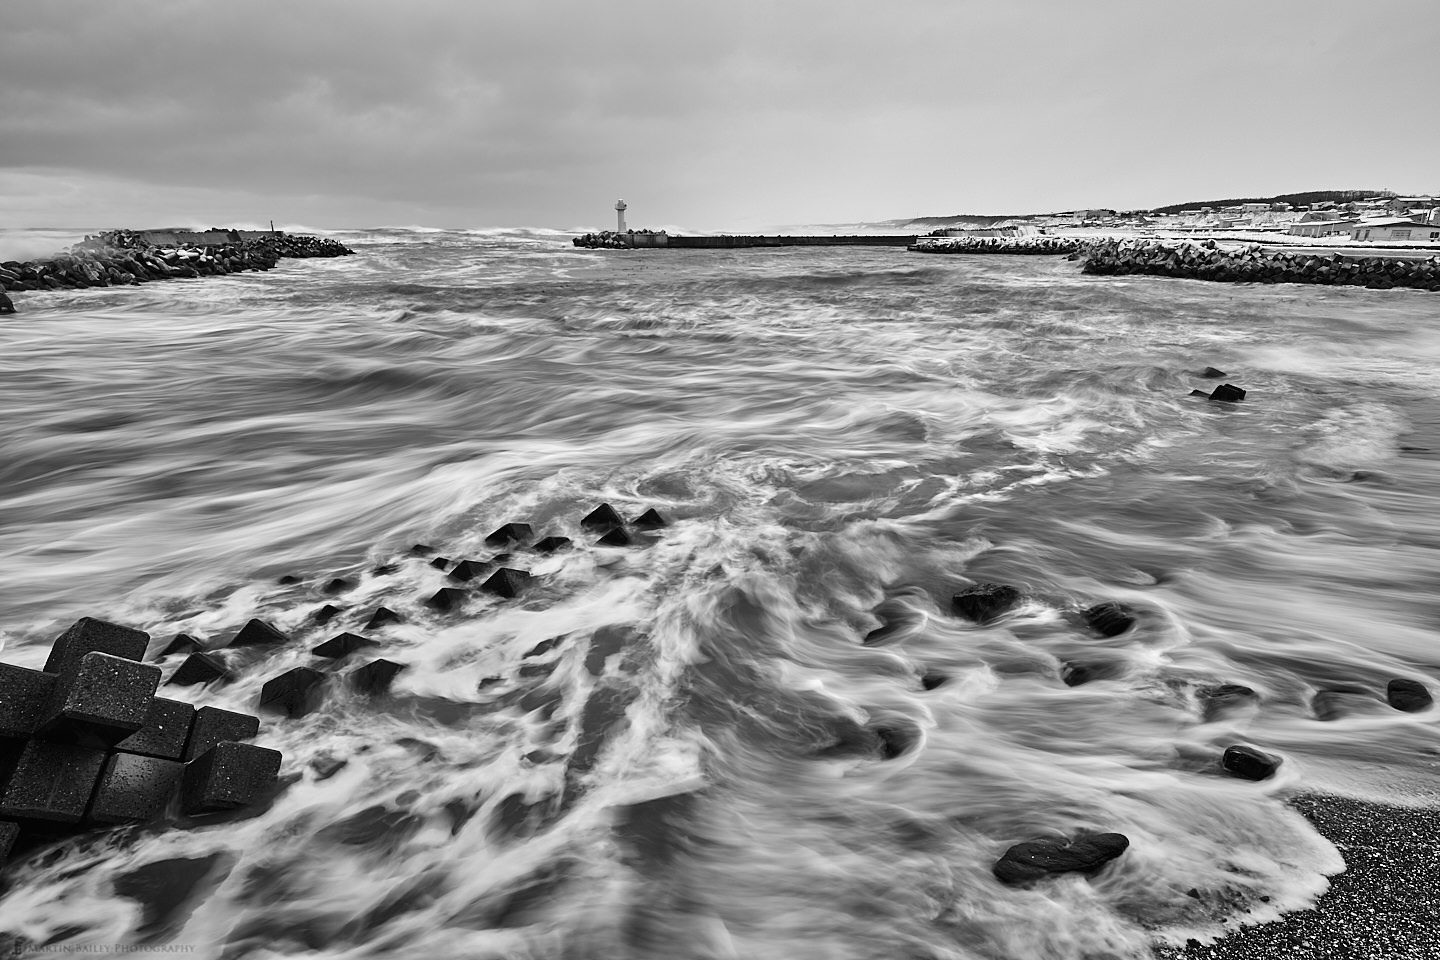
0, 229, 354, 310
1081, 238, 1440, 291
909, 235, 1084, 255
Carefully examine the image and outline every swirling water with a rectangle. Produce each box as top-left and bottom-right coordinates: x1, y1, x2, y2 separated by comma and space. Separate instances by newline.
2, 227, 1440, 959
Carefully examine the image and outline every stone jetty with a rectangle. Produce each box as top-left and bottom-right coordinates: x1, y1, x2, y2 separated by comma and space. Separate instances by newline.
573, 230, 917, 249
1081, 238, 1440, 291
908, 235, 1085, 255
0, 228, 354, 312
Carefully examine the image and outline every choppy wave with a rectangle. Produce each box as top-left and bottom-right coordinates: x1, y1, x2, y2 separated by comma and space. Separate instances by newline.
1, 229, 1438, 958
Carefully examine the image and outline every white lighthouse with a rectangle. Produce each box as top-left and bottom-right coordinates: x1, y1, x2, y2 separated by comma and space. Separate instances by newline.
615, 199, 628, 233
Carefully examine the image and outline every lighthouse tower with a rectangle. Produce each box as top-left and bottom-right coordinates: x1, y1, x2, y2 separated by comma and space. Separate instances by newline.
615, 199, 628, 233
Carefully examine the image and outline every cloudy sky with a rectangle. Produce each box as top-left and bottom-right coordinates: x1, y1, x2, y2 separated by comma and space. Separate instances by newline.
1, 0, 1436, 232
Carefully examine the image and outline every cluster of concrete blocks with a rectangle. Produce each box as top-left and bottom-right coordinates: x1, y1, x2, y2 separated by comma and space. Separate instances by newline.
0, 618, 280, 871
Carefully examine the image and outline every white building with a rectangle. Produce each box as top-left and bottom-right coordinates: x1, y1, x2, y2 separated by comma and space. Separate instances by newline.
1350, 218, 1440, 242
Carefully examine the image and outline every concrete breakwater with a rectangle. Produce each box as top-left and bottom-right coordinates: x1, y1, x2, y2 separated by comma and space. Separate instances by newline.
572, 230, 917, 249
1081, 238, 1440, 291
908, 235, 1085, 255
0, 229, 353, 313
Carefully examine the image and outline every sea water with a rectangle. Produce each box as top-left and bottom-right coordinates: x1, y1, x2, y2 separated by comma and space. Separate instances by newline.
1, 228, 1439, 959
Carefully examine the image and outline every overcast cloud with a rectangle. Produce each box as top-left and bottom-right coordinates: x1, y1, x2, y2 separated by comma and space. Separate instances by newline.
1, 0, 1436, 231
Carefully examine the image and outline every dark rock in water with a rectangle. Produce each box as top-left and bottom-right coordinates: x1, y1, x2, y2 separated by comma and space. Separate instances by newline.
310, 755, 348, 780
1222, 744, 1281, 781
0, 663, 58, 738
179, 741, 282, 814
113, 853, 234, 942
0, 291, 15, 315
1311, 686, 1372, 721
993, 832, 1130, 886
259, 667, 327, 718
409, 544, 435, 557
322, 577, 354, 595
631, 508, 667, 529
364, 606, 403, 630
429, 557, 453, 570
113, 697, 195, 760
312, 604, 342, 625
167, 653, 229, 687
156, 633, 200, 660
350, 658, 406, 695
596, 526, 632, 547
41, 652, 161, 747
1201, 366, 1228, 379
276, 574, 301, 586
45, 617, 149, 676
447, 559, 489, 583
425, 587, 467, 613
1062, 663, 1098, 686
952, 583, 1022, 623
312, 632, 377, 659
1387, 678, 1433, 712
0, 740, 108, 823
371, 563, 397, 576
1083, 601, 1136, 637
1188, 389, 1211, 397
481, 568, 533, 599
88, 753, 184, 825
533, 536, 572, 554
921, 672, 948, 691
229, 618, 289, 648
525, 636, 562, 658
485, 522, 534, 547
581, 504, 625, 530
184, 706, 259, 762
1209, 383, 1246, 402
1197, 683, 1257, 721
874, 723, 918, 759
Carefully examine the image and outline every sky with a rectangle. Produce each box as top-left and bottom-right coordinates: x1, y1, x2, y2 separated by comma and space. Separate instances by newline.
1, 0, 1437, 233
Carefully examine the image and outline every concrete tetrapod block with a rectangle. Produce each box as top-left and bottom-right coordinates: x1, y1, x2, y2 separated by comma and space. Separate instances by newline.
631, 508, 667, 529
0, 740, 108, 823
88, 753, 184, 825
180, 741, 282, 814
312, 604, 342, 626
311, 633, 378, 659
485, 522, 534, 548
167, 653, 229, 688
532, 536, 572, 554
228, 619, 289, 648
259, 667, 327, 719
1209, 383, 1246, 402
446, 559, 490, 583
113, 697, 195, 761
155, 634, 200, 660
425, 587, 467, 613
0, 663, 59, 739
349, 659, 406, 695
580, 504, 625, 531
596, 527, 632, 547
183, 706, 260, 762
363, 607, 403, 630
481, 568, 533, 599
41, 652, 161, 747
0, 820, 17, 868
44, 617, 149, 676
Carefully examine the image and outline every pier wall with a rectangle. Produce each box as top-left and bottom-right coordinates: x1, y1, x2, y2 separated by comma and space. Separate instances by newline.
909, 236, 1084, 255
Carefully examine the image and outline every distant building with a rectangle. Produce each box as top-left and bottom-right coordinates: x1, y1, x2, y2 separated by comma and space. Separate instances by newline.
1288, 219, 1358, 238
1388, 197, 1437, 216
1350, 218, 1440, 242
1240, 203, 1270, 214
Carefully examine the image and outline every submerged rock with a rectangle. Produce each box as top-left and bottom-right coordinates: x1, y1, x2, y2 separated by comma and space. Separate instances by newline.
1209, 383, 1246, 402
993, 832, 1130, 886
1082, 601, 1136, 637
952, 583, 1021, 623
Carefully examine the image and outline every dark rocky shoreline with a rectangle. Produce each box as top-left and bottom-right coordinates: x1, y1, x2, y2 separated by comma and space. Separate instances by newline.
1155, 793, 1440, 959
0, 229, 353, 314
